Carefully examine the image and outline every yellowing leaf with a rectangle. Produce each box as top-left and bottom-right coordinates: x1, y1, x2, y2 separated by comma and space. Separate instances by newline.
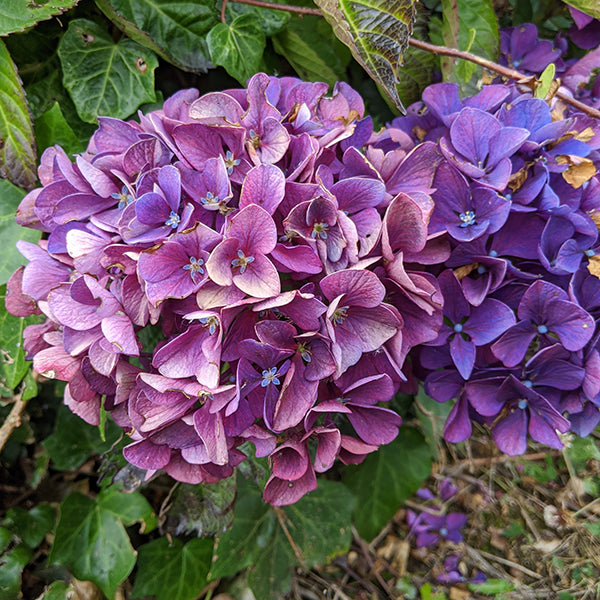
313, 0, 417, 114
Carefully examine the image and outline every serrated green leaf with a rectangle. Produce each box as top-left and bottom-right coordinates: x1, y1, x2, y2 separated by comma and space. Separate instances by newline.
225, 0, 290, 37
0, 285, 42, 394
0, 0, 78, 36
0, 544, 32, 600
415, 386, 454, 459
207, 14, 265, 85
313, 0, 417, 114
562, 0, 600, 19
34, 102, 84, 157
43, 404, 121, 471
211, 477, 354, 600
535, 63, 556, 99
344, 427, 432, 540
169, 478, 235, 537
58, 19, 158, 123
2, 504, 55, 549
439, 0, 499, 92
98, 485, 157, 533
95, 0, 218, 73
0, 181, 41, 286
394, 41, 436, 109
272, 16, 346, 87
131, 537, 213, 600
0, 39, 36, 190
48, 491, 137, 599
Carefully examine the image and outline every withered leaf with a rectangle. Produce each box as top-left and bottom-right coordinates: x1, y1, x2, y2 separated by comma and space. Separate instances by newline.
556, 155, 597, 188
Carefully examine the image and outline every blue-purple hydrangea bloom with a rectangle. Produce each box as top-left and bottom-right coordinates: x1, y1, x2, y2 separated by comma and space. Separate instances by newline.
7, 29, 600, 505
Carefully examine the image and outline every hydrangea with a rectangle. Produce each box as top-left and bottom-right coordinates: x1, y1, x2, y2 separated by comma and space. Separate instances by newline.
7, 73, 440, 506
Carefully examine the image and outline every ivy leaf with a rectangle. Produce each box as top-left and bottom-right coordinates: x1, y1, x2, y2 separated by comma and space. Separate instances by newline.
49, 487, 155, 598
95, 0, 218, 73
343, 427, 432, 540
168, 478, 236, 537
0, 0, 78, 36
0, 286, 42, 395
207, 14, 266, 85
0, 39, 36, 190
562, 0, 600, 19
2, 504, 55, 548
57, 19, 158, 123
131, 538, 213, 600
210, 477, 354, 600
313, 0, 417, 114
272, 16, 350, 87
43, 404, 121, 471
98, 484, 157, 534
0, 544, 32, 599
34, 102, 85, 156
41, 581, 70, 600
0, 180, 41, 285
438, 0, 499, 92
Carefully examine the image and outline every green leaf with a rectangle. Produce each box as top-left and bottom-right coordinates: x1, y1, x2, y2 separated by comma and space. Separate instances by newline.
225, 0, 290, 37
43, 404, 121, 471
394, 40, 436, 109
584, 521, 600, 537
48, 488, 150, 598
0, 544, 32, 600
343, 427, 432, 540
210, 478, 354, 600
2, 504, 55, 549
131, 537, 213, 600
439, 0, 499, 91
98, 485, 157, 533
95, 0, 218, 73
468, 579, 516, 594
0, 528, 11, 554
414, 385, 454, 459
207, 14, 266, 85
0, 1, 78, 36
272, 16, 348, 87
562, 0, 600, 19
0, 181, 41, 286
34, 102, 85, 157
0, 39, 36, 190
313, 0, 417, 114
564, 436, 600, 474
41, 581, 69, 600
168, 478, 236, 537
0, 286, 42, 394
58, 19, 158, 123
535, 63, 556, 99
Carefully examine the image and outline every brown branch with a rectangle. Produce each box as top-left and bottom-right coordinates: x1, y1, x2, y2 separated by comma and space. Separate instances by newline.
0, 392, 27, 453
274, 506, 307, 568
408, 38, 600, 119
226, 0, 600, 120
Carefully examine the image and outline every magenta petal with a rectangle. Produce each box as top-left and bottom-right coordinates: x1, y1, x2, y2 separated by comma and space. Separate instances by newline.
124, 439, 171, 470
347, 404, 402, 445
493, 410, 528, 456
101, 313, 139, 356
320, 269, 385, 307
193, 407, 229, 465
206, 237, 238, 287
449, 335, 475, 380
233, 253, 280, 298
263, 463, 317, 506
239, 164, 285, 215
228, 204, 277, 255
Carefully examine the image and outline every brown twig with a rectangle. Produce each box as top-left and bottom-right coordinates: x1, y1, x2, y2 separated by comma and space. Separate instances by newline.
274, 506, 307, 567
225, 0, 600, 120
0, 392, 27, 453
220, 0, 229, 24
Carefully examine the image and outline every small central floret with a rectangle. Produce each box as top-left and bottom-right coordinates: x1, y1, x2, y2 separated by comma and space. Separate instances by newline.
199, 315, 219, 335
297, 343, 312, 363
311, 222, 329, 240
165, 211, 180, 228
453, 323, 463, 333
459, 210, 476, 227
331, 306, 349, 325
537, 324, 548, 334
111, 186, 134, 209
200, 191, 219, 207
183, 256, 205, 280
517, 399, 528, 410
224, 150, 240, 175
231, 249, 255, 274
261, 367, 280, 387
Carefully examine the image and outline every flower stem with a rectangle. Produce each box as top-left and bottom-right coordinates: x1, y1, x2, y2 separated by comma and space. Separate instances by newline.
227, 0, 600, 119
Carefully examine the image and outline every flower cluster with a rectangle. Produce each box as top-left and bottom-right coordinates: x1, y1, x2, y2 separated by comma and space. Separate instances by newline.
7, 73, 446, 505
385, 30, 600, 454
